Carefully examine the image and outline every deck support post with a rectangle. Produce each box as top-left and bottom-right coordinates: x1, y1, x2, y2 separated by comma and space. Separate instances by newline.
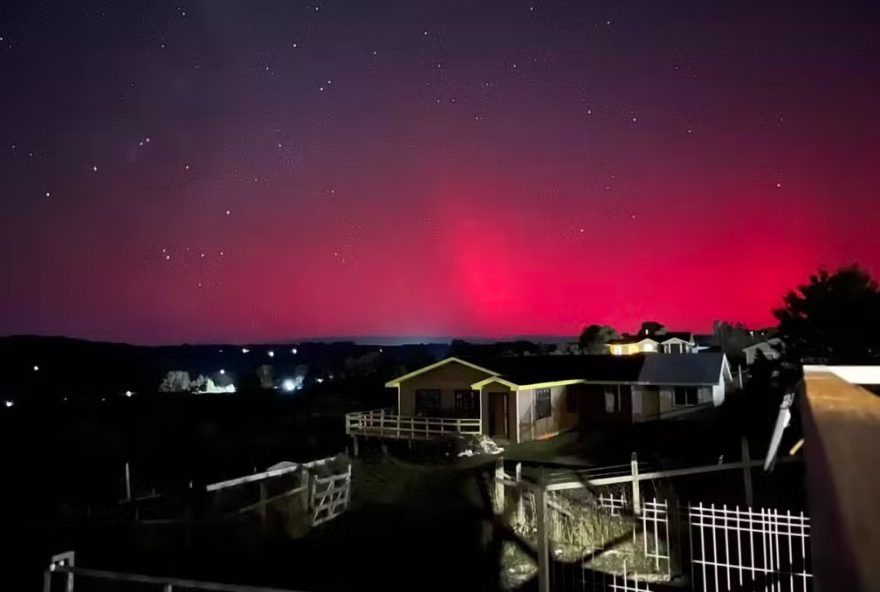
380, 441, 389, 457
351, 436, 359, 458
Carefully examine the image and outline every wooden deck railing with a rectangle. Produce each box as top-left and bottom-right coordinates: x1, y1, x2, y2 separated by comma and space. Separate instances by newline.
345, 408, 481, 440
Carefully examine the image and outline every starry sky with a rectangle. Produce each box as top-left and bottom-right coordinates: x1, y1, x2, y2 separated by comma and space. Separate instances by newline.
1, 1, 879, 344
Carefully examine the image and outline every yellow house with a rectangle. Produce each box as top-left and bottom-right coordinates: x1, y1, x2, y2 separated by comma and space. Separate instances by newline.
346, 353, 731, 445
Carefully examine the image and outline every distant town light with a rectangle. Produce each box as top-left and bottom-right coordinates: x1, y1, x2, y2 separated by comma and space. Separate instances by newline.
291, 347, 298, 355
315, 377, 324, 384
33, 365, 40, 372
4, 400, 13, 408
125, 390, 134, 397
219, 369, 226, 375
241, 347, 250, 354
282, 379, 296, 392
267, 350, 275, 358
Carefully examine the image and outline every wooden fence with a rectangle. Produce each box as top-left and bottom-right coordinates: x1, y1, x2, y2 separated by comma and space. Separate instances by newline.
345, 408, 481, 440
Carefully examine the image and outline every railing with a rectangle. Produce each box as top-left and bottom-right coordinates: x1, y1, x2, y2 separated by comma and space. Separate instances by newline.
45, 552, 304, 592
345, 408, 481, 440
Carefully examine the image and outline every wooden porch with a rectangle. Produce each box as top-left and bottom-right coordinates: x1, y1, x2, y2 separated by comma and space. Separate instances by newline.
345, 408, 482, 441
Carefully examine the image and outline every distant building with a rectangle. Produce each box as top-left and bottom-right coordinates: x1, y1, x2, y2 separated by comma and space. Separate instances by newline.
348, 353, 732, 445
742, 338, 783, 365
607, 329, 696, 355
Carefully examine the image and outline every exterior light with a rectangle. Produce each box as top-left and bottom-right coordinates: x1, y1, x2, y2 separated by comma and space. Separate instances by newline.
241, 348, 250, 354
219, 369, 226, 375
33, 365, 40, 372
267, 350, 275, 358
315, 377, 324, 384
282, 379, 296, 392
4, 400, 13, 408
125, 390, 134, 397
291, 347, 298, 355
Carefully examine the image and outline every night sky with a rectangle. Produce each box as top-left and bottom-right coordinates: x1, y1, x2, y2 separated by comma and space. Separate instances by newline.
1, 1, 878, 344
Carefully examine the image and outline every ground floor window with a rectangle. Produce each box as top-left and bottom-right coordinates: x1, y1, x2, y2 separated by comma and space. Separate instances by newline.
535, 388, 551, 420
674, 386, 700, 406
454, 389, 479, 418
415, 389, 441, 416
604, 386, 622, 413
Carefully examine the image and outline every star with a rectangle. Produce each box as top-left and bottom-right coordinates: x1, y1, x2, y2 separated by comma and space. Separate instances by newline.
92, 165, 98, 172
45, 191, 51, 197
225, 209, 231, 215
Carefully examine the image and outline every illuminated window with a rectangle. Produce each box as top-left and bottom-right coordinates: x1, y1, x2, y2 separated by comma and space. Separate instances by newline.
535, 388, 551, 420
613, 346, 623, 355
415, 389, 441, 416
674, 387, 699, 406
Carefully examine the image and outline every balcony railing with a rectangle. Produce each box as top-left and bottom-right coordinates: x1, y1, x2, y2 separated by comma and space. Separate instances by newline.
345, 408, 481, 440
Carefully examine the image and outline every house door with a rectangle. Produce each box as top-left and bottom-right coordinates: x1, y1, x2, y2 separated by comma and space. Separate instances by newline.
488, 392, 509, 439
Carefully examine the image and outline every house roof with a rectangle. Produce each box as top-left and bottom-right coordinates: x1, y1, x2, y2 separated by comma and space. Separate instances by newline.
383, 356, 498, 387
608, 332, 694, 345
462, 352, 729, 389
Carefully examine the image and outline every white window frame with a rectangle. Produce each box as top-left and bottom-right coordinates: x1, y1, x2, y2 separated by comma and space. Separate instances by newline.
673, 386, 700, 407
604, 385, 622, 413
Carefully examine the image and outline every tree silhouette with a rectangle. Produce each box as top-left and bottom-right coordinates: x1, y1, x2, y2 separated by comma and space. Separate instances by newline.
774, 265, 880, 363
578, 324, 619, 354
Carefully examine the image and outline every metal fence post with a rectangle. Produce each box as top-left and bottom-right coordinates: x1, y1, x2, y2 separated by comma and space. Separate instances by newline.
535, 483, 550, 592
741, 436, 754, 507
631, 452, 641, 516
494, 457, 505, 515
515, 462, 524, 524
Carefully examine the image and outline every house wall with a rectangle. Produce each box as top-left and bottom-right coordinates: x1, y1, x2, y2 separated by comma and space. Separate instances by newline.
632, 384, 717, 422
397, 362, 491, 416
515, 385, 578, 443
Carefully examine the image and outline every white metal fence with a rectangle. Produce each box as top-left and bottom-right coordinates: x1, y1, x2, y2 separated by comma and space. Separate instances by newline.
689, 503, 812, 592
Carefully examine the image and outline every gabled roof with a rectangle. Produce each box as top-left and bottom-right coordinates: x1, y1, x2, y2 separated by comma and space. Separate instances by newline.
384, 356, 498, 387
387, 353, 730, 390
465, 353, 728, 389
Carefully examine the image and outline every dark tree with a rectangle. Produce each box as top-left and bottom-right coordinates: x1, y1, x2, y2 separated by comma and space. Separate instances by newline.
578, 325, 619, 354
639, 321, 666, 335
774, 265, 880, 363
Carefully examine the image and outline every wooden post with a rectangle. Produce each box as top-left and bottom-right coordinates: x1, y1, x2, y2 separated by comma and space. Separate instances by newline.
351, 435, 359, 458
515, 462, 524, 524
65, 572, 74, 592
164, 584, 174, 592
738, 365, 744, 389
43, 571, 51, 592
741, 436, 754, 507
535, 484, 550, 592
380, 440, 388, 457
494, 457, 505, 515
631, 452, 641, 516
258, 482, 268, 528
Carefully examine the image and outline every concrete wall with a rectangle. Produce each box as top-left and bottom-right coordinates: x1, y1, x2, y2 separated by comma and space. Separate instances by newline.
514, 385, 578, 443
397, 361, 491, 416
